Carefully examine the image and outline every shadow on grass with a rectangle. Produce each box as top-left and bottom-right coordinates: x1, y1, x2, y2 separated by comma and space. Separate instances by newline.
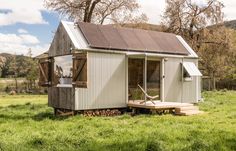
0, 103, 69, 121
32, 112, 69, 121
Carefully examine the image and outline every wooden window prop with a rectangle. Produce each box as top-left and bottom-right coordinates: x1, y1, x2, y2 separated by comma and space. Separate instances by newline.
38, 57, 54, 87
72, 53, 87, 88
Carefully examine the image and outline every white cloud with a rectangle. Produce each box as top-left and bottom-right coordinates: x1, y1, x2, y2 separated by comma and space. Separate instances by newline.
18, 29, 28, 34
0, 43, 49, 57
0, 32, 47, 56
0, 0, 48, 26
19, 34, 40, 44
138, 0, 166, 24
222, 0, 236, 21
192, 0, 207, 7
0, 33, 40, 44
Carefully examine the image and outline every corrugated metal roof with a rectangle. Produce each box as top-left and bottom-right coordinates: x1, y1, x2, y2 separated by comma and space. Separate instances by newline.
183, 62, 202, 76
77, 22, 190, 55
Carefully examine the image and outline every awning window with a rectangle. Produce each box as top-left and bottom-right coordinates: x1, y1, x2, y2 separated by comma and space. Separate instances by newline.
183, 62, 202, 76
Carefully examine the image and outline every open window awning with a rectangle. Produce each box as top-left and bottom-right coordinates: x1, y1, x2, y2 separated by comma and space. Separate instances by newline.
183, 62, 202, 76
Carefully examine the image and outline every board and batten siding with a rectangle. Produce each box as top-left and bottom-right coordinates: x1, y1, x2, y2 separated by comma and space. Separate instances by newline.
48, 22, 76, 110
48, 22, 75, 57
48, 87, 75, 110
75, 52, 127, 110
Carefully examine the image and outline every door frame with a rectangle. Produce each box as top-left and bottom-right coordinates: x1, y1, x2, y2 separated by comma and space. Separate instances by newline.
126, 54, 164, 103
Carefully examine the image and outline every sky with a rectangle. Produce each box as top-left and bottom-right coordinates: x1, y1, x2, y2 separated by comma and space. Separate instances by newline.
0, 0, 236, 56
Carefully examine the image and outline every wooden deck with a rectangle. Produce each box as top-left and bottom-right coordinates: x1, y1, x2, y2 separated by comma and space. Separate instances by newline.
128, 100, 203, 116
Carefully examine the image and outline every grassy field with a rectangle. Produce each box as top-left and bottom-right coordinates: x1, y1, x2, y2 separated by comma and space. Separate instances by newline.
0, 78, 26, 93
0, 91, 235, 151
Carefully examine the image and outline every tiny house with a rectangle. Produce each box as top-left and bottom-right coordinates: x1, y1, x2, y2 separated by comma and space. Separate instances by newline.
38, 21, 202, 112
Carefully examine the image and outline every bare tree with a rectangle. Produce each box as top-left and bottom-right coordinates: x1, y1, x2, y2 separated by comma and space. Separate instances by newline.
161, 0, 235, 90
111, 11, 148, 26
162, 0, 224, 45
44, 0, 147, 24
197, 27, 234, 89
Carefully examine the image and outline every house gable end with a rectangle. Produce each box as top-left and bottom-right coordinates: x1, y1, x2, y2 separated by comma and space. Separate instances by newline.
49, 22, 75, 57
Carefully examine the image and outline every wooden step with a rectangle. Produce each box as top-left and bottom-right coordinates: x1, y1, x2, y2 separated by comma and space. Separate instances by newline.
174, 103, 194, 107
175, 110, 204, 116
175, 106, 199, 113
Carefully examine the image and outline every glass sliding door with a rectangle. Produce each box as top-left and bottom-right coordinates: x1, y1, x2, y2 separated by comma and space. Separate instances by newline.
147, 60, 161, 100
128, 58, 161, 101
128, 58, 144, 100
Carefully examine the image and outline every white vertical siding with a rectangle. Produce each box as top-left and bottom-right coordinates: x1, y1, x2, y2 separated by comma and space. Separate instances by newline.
198, 76, 201, 101
182, 76, 197, 103
164, 58, 182, 102
164, 57, 200, 103
183, 59, 199, 103
182, 58, 201, 103
75, 52, 126, 110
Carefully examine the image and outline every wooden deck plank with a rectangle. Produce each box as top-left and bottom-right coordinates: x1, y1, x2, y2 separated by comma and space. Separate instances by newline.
127, 101, 203, 116
128, 101, 193, 110
175, 106, 199, 113
175, 110, 204, 116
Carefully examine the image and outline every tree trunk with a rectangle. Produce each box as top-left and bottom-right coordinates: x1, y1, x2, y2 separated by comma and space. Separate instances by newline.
213, 76, 216, 90
33, 80, 36, 88
208, 79, 211, 91
14, 77, 18, 93
87, 0, 101, 22
84, 0, 92, 22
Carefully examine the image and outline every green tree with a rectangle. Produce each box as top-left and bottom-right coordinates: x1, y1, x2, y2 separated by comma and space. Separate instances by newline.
9, 53, 18, 92
0, 56, 6, 77
25, 49, 39, 90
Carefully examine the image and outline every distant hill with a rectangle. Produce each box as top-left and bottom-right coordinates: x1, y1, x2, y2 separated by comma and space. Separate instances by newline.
208, 20, 236, 30
0, 53, 13, 58
0, 53, 29, 59
120, 23, 163, 31
107, 23, 163, 32
120, 20, 236, 32
224, 20, 236, 30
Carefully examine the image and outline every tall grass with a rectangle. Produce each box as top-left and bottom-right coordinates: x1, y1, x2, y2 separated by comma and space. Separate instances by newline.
0, 91, 235, 151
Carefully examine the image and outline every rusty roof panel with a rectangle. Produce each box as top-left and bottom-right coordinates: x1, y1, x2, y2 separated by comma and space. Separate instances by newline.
133, 28, 161, 52
77, 22, 189, 55
99, 25, 128, 50
78, 22, 109, 48
148, 31, 188, 55
116, 28, 145, 51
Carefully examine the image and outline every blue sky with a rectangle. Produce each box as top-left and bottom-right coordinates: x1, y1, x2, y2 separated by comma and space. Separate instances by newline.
0, 0, 235, 56
0, 11, 59, 44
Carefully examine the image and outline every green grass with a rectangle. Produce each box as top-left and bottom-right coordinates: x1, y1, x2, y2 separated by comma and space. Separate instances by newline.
0, 95, 47, 107
0, 91, 236, 151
